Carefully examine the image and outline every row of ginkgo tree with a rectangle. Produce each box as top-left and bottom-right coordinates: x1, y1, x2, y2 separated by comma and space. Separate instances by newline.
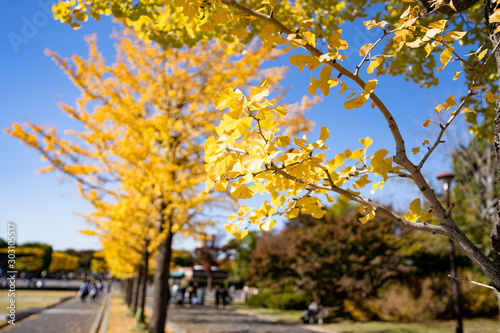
6, 27, 314, 331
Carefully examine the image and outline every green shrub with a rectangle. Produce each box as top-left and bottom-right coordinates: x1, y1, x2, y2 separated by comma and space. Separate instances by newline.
245, 291, 270, 308
459, 270, 499, 317
245, 291, 310, 310
351, 271, 499, 322
363, 278, 449, 322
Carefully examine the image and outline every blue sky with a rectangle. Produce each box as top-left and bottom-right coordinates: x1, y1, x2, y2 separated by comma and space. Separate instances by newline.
1, 2, 467, 251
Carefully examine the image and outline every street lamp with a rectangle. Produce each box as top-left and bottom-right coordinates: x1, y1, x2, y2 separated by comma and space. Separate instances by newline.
436, 171, 463, 333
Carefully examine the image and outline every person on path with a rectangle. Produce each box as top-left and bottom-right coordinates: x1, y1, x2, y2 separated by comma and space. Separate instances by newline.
220, 286, 230, 309
176, 285, 186, 307
78, 281, 89, 302
89, 282, 98, 302
96, 280, 103, 299
187, 285, 194, 305
172, 282, 179, 300
200, 286, 206, 305
191, 282, 198, 305
302, 301, 323, 324
214, 285, 221, 309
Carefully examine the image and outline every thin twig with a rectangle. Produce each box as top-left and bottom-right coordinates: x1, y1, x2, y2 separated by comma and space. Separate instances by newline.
226, 146, 249, 155
355, 31, 392, 76
417, 39, 500, 171
448, 275, 498, 291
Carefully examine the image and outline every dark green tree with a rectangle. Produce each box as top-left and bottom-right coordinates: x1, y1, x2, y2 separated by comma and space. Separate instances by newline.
248, 204, 421, 306
451, 136, 499, 261
172, 249, 195, 268
226, 231, 258, 284
22, 242, 53, 272
0, 238, 8, 248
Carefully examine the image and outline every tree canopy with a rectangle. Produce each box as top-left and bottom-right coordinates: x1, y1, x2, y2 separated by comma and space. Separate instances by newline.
46, 0, 500, 293
6, 23, 314, 332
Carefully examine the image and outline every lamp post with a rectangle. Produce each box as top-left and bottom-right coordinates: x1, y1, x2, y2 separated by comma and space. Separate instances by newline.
436, 172, 463, 333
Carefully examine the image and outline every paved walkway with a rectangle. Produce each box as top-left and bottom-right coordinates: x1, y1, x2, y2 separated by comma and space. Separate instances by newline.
1, 296, 106, 333
165, 305, 333, 333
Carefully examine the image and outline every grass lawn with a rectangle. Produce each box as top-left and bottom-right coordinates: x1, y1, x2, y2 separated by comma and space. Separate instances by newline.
0, 290, 76, 312
229, 304, 304, 322
0, 290, 77, 299
322, 318, 500, 333
233, 305, 500, 333
0, 290, 77, 327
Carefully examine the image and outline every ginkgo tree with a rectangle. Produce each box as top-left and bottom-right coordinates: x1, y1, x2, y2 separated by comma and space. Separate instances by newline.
85, 185, 157, 323
6, 27, 314, 333
49, 0, 500, 295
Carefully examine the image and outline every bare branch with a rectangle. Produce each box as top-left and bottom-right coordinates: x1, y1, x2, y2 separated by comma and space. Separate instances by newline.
417, 39, 500, 171
449, 275, 498, 291
226, 146, 249, 155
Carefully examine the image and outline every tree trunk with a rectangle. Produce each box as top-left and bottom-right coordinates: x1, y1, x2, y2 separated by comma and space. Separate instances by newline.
148, 225, 174, 333
125, 277, 134, 307
131, 274, 140, 314
496, 290, 500, 326
449, 240, 464, 333
485, 0, 500, 270
137, 241, 150, 324
207, 273, 213, 291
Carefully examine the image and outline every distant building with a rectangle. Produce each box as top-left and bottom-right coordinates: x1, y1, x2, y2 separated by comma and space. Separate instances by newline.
171, 265, 227, 287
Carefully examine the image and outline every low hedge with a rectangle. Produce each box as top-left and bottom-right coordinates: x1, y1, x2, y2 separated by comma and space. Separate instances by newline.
245, 290, 310, 310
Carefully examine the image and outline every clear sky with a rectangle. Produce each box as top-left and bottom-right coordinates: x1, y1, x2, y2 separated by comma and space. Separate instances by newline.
1, 2, 466, 251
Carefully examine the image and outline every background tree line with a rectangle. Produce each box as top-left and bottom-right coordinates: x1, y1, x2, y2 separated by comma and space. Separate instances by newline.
236, 201, 499, 322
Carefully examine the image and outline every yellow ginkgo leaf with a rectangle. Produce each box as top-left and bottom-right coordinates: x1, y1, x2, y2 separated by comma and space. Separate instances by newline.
319, 127, 330, 142
285, 208, 300, 219
485, 91, 499, 103
359, 43, 373, 56
404, 198, 432, 223
225, 224, 238, 235
367, 57, 383, 74
79, 229, 97, 236
440, 47, 454, 65
230, 184, 254, 199
259, 220, 276, 231
235, 229, 249, 240
443, 95, 456, 109
360, 137, 373, 149
359, 209, 376, 224
462, 108, 475, 113
302, 31, 316, 48
299, 18, 315, 28
489, 11, 500, 23
338, 81, 349, 96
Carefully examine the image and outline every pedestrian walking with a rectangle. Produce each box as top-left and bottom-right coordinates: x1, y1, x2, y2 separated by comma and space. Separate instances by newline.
78, 281, 89, 302
176, 285, 186, 307
172, 282, 179, 300
220, 286, 230, 309
214, 285, 221, 309
200, 287, 206, 305
96, 280, 103, 298
89, 282, 98, 302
